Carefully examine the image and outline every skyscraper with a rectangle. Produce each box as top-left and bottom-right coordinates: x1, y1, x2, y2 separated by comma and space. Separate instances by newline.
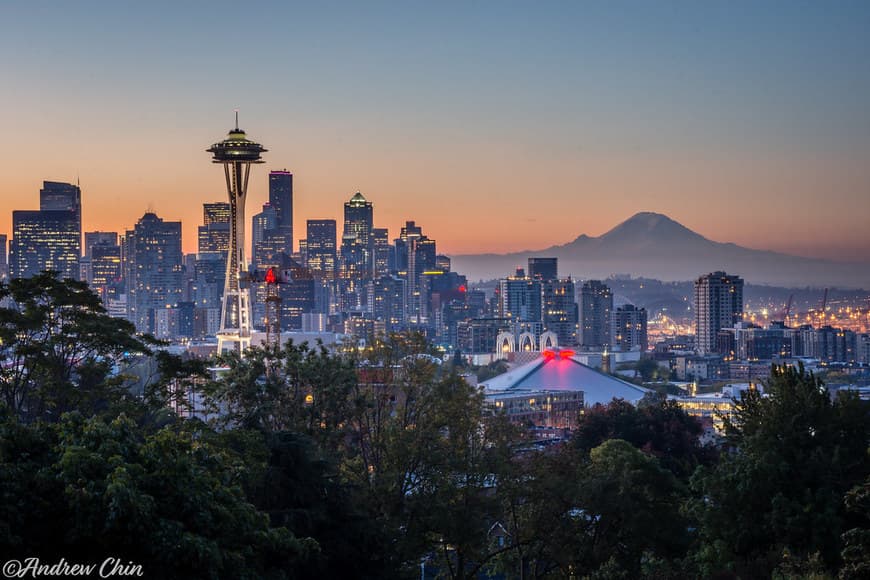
90, 242, 122, 291
269, 170, 293, 252
84, 231, 118, 258
341, 191, 373, 278
251, 202, 278, 265
694, 271, 744, 355
528, 257, 558, 281
0, 234, 7, 280
126, 213, 183, 334
498, 269, 543, 323
306, 219, 337, 279
40, 181, 81, 223
543, 277, 578, 346
10, 210, 80, 280
372, 227, 392, 277
202, 202, 231, 226
9, 181, 82, 280
579, 280, 613, 348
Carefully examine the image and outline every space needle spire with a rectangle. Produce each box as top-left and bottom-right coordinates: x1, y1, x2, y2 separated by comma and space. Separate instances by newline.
207, 113, 267, 354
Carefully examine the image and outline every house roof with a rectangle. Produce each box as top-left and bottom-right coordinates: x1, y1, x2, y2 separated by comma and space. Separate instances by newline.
481, 351, 650, 406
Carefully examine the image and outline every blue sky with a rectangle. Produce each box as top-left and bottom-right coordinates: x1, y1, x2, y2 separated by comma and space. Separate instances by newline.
1, 1, 868, 258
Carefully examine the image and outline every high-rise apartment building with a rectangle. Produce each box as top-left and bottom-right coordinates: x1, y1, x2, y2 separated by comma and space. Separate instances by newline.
613, 304, 648, 352
126, 213, 183, 334
305, 219, 337, 279
498, 269, 543, 323
579, 280, 613, 348
694, 271, 744, 355
269, 170, 293, 252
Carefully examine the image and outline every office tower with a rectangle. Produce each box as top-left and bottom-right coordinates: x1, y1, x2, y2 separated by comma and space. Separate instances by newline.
372, 228, 392, 277
40, 180, 82, 266
199, 202, 231, 257
435, 254, 451, 273
0, 234, 7, 280
10, 210, 80, 280
90, 243, 122, 291
203, 202, 231, 226
528, 257, 558, 282
251, 202, 279, 266
306, 219, 337, 279
84, 231, 118, 258
341, 191, 373, 278
269, 170, 293, 252
40, 181, 81, 225
126, 213, 183, 334
395, 221, 436, 322
207, 115, 267, 353
613, 304, 648, 352
694, 271, 744, 355
543, 277, 578, 346
498, 268, 543, 323
579, 280, 613, 348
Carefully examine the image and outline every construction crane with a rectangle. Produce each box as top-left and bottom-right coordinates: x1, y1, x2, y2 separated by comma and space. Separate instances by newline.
263, 266, 283, 349
817, 288, 829, 329
779, 294, 793, 324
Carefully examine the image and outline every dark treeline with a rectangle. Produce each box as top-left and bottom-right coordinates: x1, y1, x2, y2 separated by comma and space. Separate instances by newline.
0, 274, 868, 579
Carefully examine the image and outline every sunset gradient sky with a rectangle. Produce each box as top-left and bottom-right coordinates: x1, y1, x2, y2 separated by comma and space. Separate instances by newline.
1, 1, 868, 260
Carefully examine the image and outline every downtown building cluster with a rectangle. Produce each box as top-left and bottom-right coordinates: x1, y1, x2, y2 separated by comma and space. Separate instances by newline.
1, 178, 470, 348
2, 181, 868, 372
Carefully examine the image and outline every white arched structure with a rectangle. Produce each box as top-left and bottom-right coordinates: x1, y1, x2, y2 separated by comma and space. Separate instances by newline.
518, 332, 536, 352
496, 332, 515, 354
540, 331, 558, 350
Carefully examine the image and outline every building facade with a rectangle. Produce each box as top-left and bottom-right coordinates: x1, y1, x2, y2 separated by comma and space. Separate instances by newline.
694, 271, 744, 355
579, 280, 612, 348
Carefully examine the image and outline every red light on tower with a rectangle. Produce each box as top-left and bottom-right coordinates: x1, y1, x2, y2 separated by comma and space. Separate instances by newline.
265, 267, 277, 284
458, 284, 467, 293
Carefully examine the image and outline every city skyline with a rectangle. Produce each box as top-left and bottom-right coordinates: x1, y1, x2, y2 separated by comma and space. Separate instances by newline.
1, 2, 869, 260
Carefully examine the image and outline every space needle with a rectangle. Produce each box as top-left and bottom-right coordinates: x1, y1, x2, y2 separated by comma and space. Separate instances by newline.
207, 112, 267, 354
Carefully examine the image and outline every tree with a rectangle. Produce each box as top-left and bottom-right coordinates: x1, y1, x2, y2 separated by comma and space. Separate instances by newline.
0, 410, 317, 577
573, 399, 714, 480
689, 364, 869, 577
0, 273, 153, 422
507, 440, 691, 578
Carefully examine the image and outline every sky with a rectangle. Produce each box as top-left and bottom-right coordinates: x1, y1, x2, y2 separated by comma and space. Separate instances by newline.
1, 1, 868, 261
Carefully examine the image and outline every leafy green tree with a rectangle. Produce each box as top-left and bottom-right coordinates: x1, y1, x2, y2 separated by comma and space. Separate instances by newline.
206, 341, 358, 448
839, 475, 870, 580
0, 410, 317, 577
0, 272, 153, 422
507, 439, 691, 578
689, 364, 869, 577
573, 399, 714, 480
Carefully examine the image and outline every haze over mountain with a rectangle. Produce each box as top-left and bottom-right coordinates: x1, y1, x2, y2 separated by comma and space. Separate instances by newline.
452, 212, 870, 288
